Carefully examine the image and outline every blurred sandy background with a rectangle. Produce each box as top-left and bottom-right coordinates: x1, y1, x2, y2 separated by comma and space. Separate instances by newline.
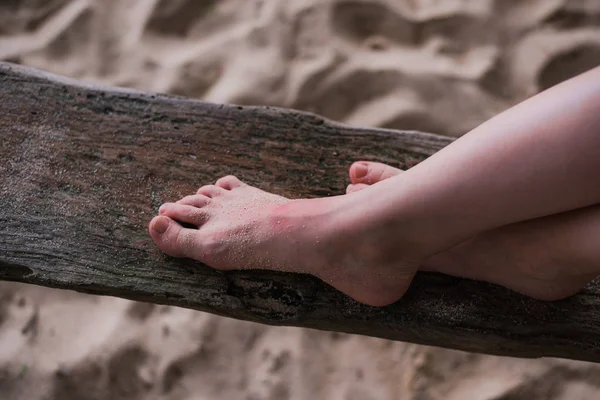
2, 0, 600, 399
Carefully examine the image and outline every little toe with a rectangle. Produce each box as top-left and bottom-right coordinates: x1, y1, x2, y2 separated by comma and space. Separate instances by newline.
350, 161, 402, 185
149, 216, 205, 260
159, 203, 208, 226
215, 175, 246, 190
177, 194, 210, 208
346, 183, 369, 194
197, 184, 227, 198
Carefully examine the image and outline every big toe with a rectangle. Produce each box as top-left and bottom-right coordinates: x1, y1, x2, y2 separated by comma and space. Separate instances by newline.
149, 216, 204, 260
350, 161, 402, 185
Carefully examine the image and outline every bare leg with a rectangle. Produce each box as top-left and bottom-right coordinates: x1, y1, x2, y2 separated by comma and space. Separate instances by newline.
346, 66, 600, 252
348, 161, 600, 300
149, 67, 600, 306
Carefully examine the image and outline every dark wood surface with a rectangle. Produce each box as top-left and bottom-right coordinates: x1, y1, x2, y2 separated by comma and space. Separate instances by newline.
2, 62, 599, 363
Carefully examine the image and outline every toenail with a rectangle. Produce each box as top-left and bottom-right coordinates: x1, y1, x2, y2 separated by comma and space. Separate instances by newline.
153, 216, 170, 234
354, 163, 368, 179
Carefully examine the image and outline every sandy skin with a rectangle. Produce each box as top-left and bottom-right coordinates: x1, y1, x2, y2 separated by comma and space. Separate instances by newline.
150, 176, 416, 306
150, 67, 600, 306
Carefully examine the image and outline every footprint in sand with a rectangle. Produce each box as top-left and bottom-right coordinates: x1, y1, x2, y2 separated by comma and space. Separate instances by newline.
51, 345, 152, 400
538, 44, 600, 91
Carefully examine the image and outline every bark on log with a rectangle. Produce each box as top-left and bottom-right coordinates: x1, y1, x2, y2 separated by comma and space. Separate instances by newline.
1, 62, 600, 363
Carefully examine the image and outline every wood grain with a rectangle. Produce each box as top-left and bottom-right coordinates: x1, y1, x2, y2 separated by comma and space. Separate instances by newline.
1, 62, 599, 362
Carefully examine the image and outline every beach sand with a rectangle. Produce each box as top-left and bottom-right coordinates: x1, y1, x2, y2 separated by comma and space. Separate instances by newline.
2, 1, 600, 399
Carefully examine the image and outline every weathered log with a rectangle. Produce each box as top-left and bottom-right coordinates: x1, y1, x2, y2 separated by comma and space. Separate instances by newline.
1, 62, 599, 363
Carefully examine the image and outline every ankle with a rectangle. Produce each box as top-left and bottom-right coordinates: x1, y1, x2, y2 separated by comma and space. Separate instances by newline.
328, 199, 427, 265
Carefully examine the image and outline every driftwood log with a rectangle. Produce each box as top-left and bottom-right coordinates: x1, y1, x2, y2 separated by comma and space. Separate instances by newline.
1, 62, 600, 363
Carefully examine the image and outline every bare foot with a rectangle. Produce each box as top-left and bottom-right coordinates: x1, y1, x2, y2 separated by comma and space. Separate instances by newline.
149, 176, 421, 306
348, 161, 600, 301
